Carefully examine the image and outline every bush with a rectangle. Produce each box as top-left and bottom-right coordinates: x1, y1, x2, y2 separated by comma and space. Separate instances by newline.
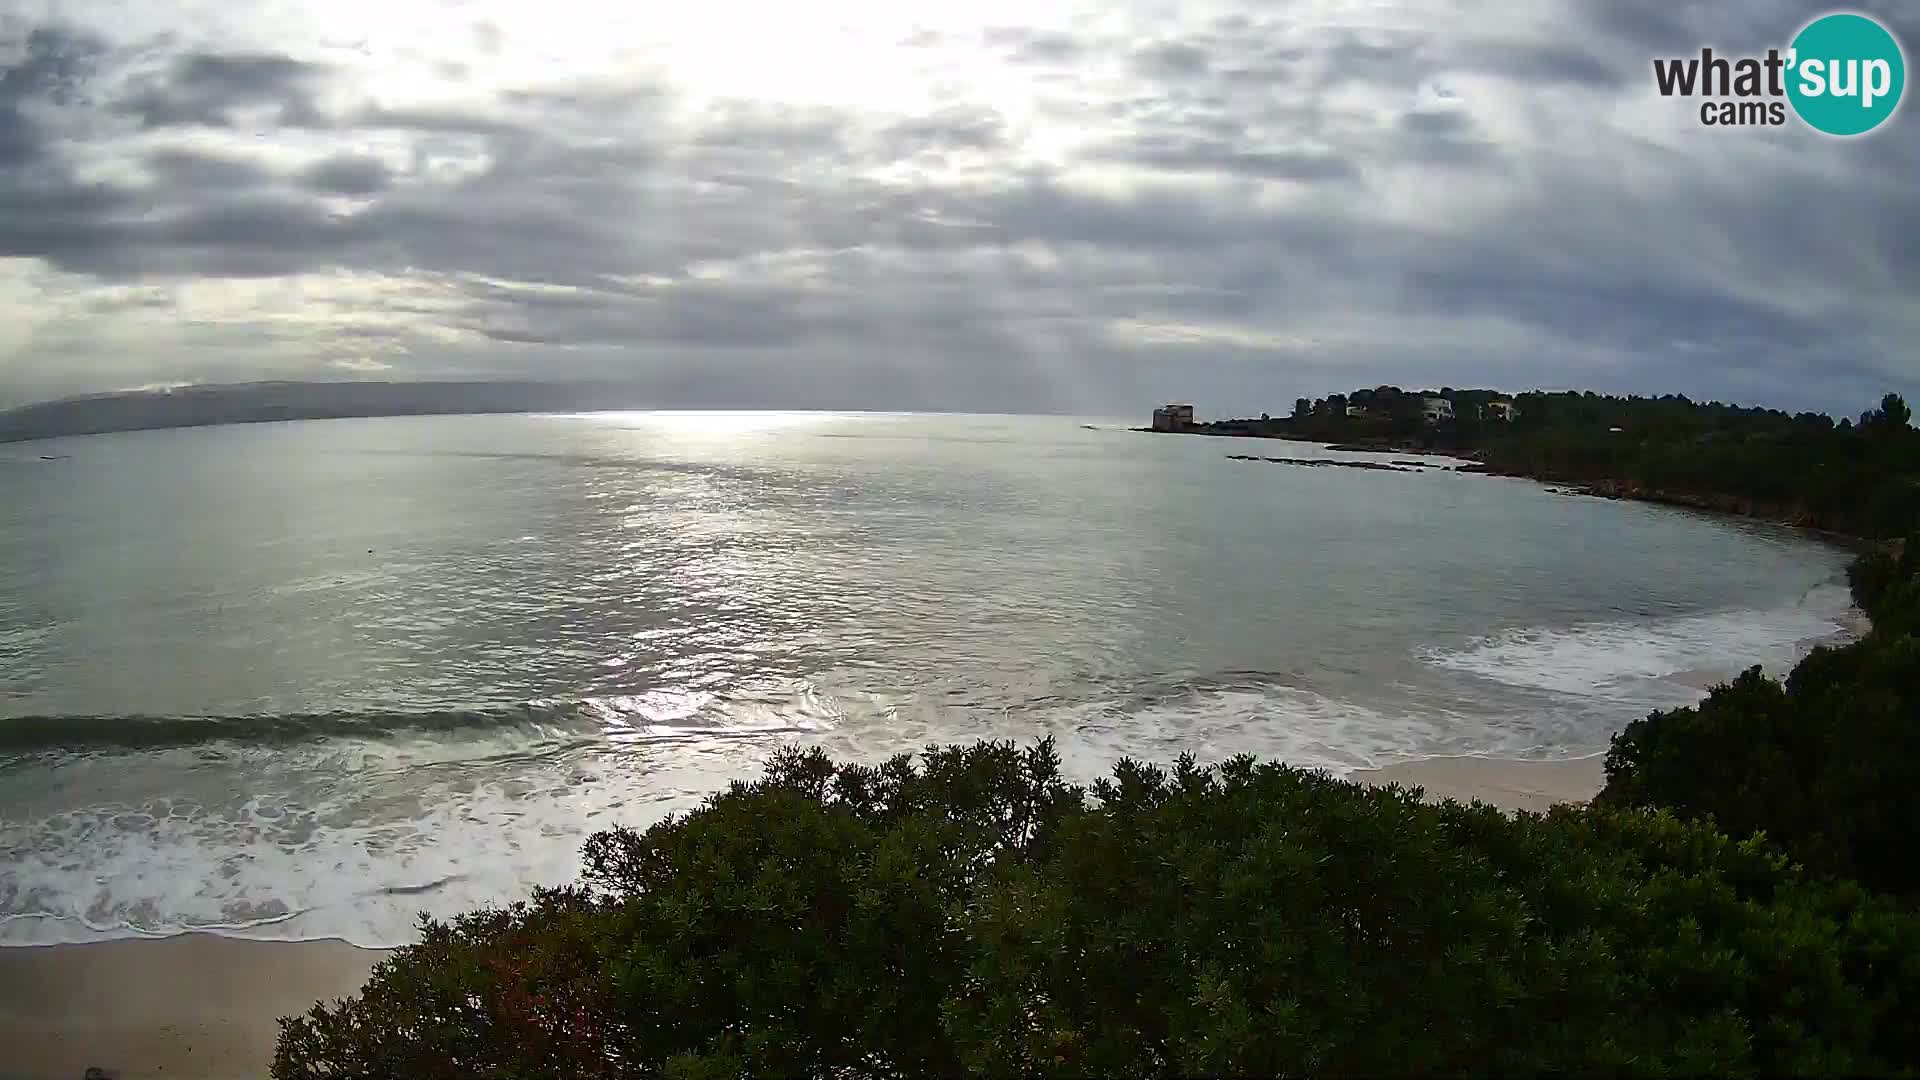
1849, 535, 1919, 637
1600, 536, 1920, 897
277, 740, 1920, 1078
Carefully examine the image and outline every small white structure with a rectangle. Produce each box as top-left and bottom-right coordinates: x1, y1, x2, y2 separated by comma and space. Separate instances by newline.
1151, 403, 1195, 431
1481, 400, 1519, 422
1345, 404, 1368, 418
1421, 396, 1454, 423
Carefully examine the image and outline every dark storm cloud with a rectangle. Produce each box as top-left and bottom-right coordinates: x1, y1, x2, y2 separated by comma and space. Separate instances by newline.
0, 25, 106, 167
0, 25, 101, 106
0, 26, 137, 276
144, 146, 277, 189
117, 50, 325, 129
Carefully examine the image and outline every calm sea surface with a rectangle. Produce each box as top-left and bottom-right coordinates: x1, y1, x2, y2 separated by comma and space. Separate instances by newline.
0, 412, 1854, 945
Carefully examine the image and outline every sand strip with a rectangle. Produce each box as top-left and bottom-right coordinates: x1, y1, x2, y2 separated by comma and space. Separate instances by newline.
1352, 754, 1606, 814
0, 934, 388, 1080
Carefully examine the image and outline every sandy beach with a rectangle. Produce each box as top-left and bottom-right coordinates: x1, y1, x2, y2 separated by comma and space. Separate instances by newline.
0, 756, 1600, 1078
1352, 754, 1607, 814
0, 935, 387, 1080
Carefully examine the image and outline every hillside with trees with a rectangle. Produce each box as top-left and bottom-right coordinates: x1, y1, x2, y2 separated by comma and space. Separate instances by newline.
1184, 389, 1920, 538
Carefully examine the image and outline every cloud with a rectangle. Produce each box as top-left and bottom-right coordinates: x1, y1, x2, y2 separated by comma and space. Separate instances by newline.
297, 153, 390, 195
117, 50, 327, 129
1132, 41, 1212, 80
983, 27, 1084, 65
329, 355, 393, 372
1086, 135, 1359, 182
0, 0, 1913, 416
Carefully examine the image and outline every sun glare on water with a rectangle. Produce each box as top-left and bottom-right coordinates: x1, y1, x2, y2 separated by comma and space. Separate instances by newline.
577, 410, 847, 437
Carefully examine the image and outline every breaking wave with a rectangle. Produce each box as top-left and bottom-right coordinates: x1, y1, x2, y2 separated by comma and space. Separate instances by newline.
1420, 583, 1856, 703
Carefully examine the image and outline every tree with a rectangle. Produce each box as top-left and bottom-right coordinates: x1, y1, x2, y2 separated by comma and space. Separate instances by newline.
278, 742, 1920, 1078
1599, 534, 1920, 896
1293, 398, 1311, 420
1877, 393, 1911, 431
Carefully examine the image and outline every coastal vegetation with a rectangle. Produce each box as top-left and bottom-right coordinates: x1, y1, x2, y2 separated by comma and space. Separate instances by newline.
275, 741, 1920, 1078
275, 392, 1920, 1078
1598, 533, 1920, 896
1186, 388, 1920, 538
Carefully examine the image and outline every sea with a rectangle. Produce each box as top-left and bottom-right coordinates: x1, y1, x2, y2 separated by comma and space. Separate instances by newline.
0, 412, 1857, 947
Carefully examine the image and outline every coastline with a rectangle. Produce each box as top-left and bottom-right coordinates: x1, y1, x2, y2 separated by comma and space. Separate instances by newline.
1141, 427, 1876, 547
0, 934, 388, 1080
1351, 754, 1607, 814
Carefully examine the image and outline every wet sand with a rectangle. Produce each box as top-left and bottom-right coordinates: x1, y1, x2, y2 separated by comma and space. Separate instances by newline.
0, 934, 387, 1080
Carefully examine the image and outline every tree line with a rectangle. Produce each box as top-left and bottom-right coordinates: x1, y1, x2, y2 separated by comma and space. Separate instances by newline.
1199, 388, 1919, 538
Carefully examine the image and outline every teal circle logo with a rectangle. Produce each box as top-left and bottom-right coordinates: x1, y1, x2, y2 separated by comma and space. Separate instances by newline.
1787, 12, 1906, 135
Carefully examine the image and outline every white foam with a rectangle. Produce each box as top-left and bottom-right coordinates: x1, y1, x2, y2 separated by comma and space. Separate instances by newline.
806, 685, 1440, 780
0, 598, 1853, 953
0, 737, 733, 948
0, 681, 1469, 949
1421, 584, 1855, 703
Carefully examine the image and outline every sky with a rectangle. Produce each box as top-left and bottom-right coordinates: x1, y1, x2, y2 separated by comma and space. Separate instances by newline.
0, 0, 1914, 418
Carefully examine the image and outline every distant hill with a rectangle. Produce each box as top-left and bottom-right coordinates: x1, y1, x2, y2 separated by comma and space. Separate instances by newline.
0, 381, 654, 445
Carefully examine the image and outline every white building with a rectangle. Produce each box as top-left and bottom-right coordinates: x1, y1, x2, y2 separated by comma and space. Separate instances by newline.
1421, 396, 1454, 423
1345, 404, 1368, 418
1151, 403, 1195, 431
1481, 400, 1519, 422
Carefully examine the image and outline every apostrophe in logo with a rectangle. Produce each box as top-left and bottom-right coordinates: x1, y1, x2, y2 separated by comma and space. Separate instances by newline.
1786, 13, 1905, 135
1651, 10, 1906, 135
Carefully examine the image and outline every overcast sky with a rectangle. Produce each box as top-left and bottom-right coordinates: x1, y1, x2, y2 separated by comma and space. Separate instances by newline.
0, 0, 1914, 417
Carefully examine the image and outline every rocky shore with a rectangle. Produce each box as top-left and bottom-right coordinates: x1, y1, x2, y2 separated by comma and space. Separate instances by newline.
1205, 434, 1864, 545
1225, 453, 1453, 473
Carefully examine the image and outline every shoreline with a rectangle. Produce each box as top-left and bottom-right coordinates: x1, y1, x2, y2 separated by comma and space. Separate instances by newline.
1141, 427, 1872, 548
1349, 753, 1607, 814
0, 934, 389, 1080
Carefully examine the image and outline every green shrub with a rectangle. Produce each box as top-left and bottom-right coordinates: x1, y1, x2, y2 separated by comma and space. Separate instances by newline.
1599, 628, 1920, 898
277, 740, 1920, 1078
1849, 535, 1919, 637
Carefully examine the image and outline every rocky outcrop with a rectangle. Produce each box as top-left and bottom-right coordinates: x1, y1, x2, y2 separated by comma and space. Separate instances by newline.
1226, 454, 1424, 473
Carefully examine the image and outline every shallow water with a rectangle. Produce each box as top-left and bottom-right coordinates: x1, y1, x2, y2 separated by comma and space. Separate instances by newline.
0, 412, 1854, 945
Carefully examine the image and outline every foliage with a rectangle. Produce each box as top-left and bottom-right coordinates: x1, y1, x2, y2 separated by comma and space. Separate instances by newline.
277, 740, 1920, 1078
1208, 390, 1920, 538
1600, 533, 1920, 896
1849, 534, 1920, 637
